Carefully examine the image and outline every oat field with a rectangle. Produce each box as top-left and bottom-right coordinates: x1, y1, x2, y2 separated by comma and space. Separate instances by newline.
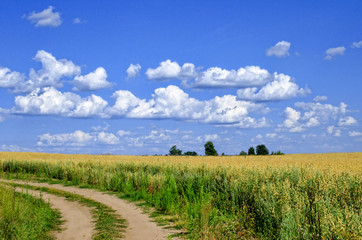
0, 152, 361, 239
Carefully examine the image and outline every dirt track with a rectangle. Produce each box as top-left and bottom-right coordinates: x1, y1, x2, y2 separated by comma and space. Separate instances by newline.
1, 179, 178, 240
14, 187, 96, 240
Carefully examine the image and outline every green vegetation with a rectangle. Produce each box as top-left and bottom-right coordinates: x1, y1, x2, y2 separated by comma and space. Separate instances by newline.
0, 184, 61, 240
0, 158, 361, 239
256, 144, 269, 155
204, 141, 218, 156
169, 145, 182, 156
248, 146, 255, 155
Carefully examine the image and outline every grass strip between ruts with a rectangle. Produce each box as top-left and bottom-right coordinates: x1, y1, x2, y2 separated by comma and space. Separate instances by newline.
1, 180, 127, 240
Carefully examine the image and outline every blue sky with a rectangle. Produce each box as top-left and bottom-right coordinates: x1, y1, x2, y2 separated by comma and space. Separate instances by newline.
0, 0, 361, 155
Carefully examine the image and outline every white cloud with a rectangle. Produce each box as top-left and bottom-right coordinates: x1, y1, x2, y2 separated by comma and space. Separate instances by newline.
313, 95, 328, 102
266, 41, 291, 58
278, 101, 351, 132
349, 131, 362, 137
279, 107, 304, 132
338, 116, 357, 126
0, 67, 24, 88
237, 73, 310, 101
0, 144, 34, 152
37, 130, 121, 147
72, 94, 108, 118
108, 85, 268, 127
324, 46, 346, 60
126, 64, 141, 79
0, 108, 10, 122
13, 87, 108, 118
351, 41, 362, 49
97, 132, 119, 145
117, 130, 131, 136
14, 50, 81, 93
194, 66, 271, 88
12, 84, 268, 128
145, 59, 197, 81
37, 130, 93, 147
326, 126, 341, 137
27, 6, 62, 27
204, 134, 219, 142
73, 18, 86, 24
73, 67, 112, 91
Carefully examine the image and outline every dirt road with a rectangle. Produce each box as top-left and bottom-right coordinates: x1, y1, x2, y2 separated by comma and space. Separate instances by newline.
1, 179, 178, 240
13, 186, 95, 240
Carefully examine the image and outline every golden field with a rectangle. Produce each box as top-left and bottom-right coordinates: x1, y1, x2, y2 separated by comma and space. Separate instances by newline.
1, 151, 361, 174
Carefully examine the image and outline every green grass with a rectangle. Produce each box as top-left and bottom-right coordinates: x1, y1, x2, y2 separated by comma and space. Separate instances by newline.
1, 159, 361, 239
1, 181, 127, 240
0, 184, 61, 240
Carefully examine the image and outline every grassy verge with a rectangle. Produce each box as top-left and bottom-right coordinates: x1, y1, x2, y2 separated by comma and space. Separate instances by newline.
1, 159, 361, 239
0, 184, 61, 240
0, 180, 127, 240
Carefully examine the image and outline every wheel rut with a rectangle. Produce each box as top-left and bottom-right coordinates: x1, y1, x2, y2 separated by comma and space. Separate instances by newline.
1, 179, 179, 240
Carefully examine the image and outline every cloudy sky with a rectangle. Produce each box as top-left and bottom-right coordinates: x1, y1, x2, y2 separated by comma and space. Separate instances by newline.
1, 1, 361, 155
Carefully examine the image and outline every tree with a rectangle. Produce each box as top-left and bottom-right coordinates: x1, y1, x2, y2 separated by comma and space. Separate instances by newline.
204, 141, 218, 156
256, 144, 269, 155
169, 145, 182, 156
239, 151, 247, 156
183, 151, 198, 156
248, 147, 255, 155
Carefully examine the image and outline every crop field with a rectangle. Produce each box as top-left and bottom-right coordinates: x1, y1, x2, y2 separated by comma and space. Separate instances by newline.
0, 152, 361, 239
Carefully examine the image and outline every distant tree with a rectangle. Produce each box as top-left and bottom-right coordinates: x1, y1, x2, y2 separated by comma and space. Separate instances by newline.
183, 151, 198, 156
248, 147, 255, 155
256, 144, 269, 155
239, 151, 247, 156
271, 150, 284, 155
169, 145, 182, 156
204, 141, 218, 156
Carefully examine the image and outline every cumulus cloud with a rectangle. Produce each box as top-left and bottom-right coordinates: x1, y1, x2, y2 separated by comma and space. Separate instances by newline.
193, 66, 271, 88
37, 130, 93, 147
13, 50, 81, 93
107, 85, 268, 127
26, 6, 62, 27
351, 41, 362, 49
338, 116, 357, 126
326, 126, 341, 137
13, 87, 108, 118
324, 46, 346, 60
266, 41, 291, 58
313, 95, 328, 102
12, 85, 268, 128
145, 59, 197, 81
126, 64, 141, 79
349, 131, 362, 137
73, 67, 112, 91
37, 130, 120, 147
204, 134, 219, 142
0, 67, 24, 88
0, 50, 115, 93
97, 132, 120, 145
278, 101, 350, 132
237, 73, 310, 101
117, 130, 131, 136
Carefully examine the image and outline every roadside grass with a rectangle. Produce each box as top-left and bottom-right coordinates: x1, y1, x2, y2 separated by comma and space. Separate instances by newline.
0, 153, 361, 239
0, 184, 61, 240
0, 180, 127, 240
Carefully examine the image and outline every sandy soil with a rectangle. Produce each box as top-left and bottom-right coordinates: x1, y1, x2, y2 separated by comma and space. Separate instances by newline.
13, 186, 95, 240
1, 179, 178, 240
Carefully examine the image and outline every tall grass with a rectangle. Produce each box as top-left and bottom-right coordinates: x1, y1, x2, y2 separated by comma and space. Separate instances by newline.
0, 184, 61, 239
0, 153, 361, 239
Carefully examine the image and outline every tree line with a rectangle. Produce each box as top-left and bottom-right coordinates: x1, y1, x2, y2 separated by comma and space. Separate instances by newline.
168, 141, 284, 156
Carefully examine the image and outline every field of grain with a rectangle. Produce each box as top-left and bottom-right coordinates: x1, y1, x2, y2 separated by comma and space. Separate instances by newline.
0, 152, 361, 239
